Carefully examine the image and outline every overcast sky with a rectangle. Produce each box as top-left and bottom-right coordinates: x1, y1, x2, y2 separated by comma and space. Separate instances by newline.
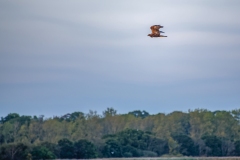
1, 0, 240, 118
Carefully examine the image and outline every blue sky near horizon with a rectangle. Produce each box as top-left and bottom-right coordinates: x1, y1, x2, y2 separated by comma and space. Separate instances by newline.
1, 0, 240, 118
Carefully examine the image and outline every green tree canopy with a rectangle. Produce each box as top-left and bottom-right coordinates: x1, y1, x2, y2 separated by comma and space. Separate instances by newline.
74, 139, 97, 158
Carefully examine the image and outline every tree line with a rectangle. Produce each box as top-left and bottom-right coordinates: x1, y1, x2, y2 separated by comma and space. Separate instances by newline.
0, 108, 240, 159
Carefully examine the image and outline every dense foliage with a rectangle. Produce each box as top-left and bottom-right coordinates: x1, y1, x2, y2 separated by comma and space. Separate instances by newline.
0, 108, 240, 159
102, 129, 168, 157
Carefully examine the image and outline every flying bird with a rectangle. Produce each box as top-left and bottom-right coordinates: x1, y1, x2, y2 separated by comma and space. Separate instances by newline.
148, 25, 167, 38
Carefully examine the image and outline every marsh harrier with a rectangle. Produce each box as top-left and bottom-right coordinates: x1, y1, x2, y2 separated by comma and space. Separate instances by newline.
148, 25, 167, 38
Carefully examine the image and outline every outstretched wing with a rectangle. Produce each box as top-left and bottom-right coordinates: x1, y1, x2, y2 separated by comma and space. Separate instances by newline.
150, 25, 163, 34
151, 25, 161, 30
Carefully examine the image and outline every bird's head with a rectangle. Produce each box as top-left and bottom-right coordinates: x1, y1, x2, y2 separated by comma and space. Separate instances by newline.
148, 34, 153, 37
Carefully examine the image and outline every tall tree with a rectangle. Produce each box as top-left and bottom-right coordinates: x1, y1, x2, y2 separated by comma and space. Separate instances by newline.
172, 134, 198, 156
0, 143, 28, 160
202, 135, 222, 156
1, 113, 20, 123
103, 108, 117, 117
234, 140, 240, 156
31, 146, 56, 160
74, 139, 97, 158
58, 138, 74, 159
28, 116, 44, 144
128, 110, 150, 119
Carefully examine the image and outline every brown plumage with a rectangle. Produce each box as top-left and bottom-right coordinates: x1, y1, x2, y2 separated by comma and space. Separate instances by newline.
148, 25, 167, 38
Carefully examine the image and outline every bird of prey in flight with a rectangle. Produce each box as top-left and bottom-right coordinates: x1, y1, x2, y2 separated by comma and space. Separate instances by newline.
148, 25, 167, 38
